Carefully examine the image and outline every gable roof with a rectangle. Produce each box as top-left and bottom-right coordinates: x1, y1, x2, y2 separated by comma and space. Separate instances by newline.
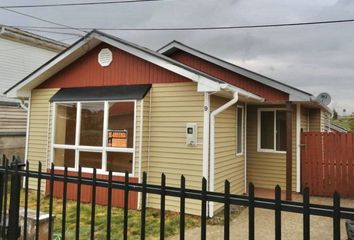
158, 40, 313, 102
5, 30, 263, 102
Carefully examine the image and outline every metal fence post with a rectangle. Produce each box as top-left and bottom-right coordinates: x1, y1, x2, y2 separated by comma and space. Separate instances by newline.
8, 157, 24, 239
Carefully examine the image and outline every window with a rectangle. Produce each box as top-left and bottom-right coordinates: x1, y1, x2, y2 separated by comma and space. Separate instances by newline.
80, 102, 104, 147
52, 101, 135, 174
54, 103, 77, 145
236, 106, 244, 155
258, 109, 286, 152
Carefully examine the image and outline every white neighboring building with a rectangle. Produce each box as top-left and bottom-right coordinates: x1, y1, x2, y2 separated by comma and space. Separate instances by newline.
0, 25, 67, 159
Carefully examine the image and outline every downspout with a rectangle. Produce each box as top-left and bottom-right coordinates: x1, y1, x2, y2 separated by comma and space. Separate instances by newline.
209, 91, 239, 217
202, 93, 210, 180
296, 103, 301, 192
244, 103, 248, 193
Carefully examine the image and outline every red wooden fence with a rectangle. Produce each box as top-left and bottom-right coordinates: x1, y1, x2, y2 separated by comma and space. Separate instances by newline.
301, 132, 354, 197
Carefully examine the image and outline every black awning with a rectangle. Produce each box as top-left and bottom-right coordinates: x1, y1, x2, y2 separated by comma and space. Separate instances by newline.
50, 84, 151, 102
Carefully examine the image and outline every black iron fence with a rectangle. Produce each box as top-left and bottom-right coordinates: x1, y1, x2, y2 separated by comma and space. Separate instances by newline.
0, 156, 354, 240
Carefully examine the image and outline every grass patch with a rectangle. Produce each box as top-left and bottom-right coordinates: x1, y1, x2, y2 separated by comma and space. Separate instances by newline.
333, 116, 354, 131
20, 190, 200, 239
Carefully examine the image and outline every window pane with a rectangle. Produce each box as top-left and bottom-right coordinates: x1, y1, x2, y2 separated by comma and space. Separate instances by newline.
55, 103, 77, 145
276, 111, 287, 151
80, 102, 104, 146
260, 111, 274, 149
107, 102, 134, 148
107, 152, 133, 173
53, 148, 75, 167
79, 151, 102, 169
237, 108, 243, 154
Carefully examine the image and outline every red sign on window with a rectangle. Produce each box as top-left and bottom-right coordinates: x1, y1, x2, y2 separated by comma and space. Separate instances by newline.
108, 130, 128, 148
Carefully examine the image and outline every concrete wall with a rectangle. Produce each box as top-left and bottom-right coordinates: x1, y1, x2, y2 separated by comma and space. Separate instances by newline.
0, 135, 25, 159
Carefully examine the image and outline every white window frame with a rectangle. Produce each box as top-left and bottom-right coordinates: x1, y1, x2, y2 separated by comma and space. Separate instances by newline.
50, 100, 136, 176
257, 108, 286, 154
236, 105, 244, 156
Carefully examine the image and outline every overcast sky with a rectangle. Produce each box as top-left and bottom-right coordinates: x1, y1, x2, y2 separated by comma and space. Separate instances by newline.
0, 0, 353, 114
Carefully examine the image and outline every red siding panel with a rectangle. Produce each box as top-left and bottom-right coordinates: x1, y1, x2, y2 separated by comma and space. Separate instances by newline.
38, 43, 189, 89
38, 42, 288, 101
45, 170, 138, 209
169, 50, 289, 101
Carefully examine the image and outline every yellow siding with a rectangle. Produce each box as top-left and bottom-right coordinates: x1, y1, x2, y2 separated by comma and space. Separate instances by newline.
212, 96, 245, 213
146, 82, 204, 215
246, 105, 297, 191
300, 107, 309, 132
321, 109, 331, 132
303, 108, 330, 133
309, 109, 321, 132
27, 88, 59, 189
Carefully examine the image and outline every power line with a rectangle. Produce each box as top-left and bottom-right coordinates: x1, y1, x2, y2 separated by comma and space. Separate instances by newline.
0, 0, 171, 8
0, 8, 86, 35
10, 18, 354, 32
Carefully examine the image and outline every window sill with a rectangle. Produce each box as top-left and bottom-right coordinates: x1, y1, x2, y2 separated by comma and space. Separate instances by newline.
257, 149, 286, 154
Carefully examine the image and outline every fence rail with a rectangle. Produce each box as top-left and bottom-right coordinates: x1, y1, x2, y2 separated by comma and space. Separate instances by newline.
0, 157, 354, 239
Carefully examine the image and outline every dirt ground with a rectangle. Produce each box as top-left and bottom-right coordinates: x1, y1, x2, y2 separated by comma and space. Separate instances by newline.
168, 194, 354, 240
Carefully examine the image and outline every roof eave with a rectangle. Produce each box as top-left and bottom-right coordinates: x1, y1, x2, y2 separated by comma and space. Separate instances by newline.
5, 31, 225, 99
0, 25, 68, 52
159, 41, 313, 102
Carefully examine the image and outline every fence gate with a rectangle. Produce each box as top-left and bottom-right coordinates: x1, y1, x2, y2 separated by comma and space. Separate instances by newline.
301, 132, 354, 197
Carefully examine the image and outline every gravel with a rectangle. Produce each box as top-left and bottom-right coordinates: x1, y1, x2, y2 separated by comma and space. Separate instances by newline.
168, 194, 354, 240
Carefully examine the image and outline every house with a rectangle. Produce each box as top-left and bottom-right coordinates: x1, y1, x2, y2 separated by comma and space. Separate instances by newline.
5, 31, 331, 216
0, 25, 67, 159
330, 123, 348, 133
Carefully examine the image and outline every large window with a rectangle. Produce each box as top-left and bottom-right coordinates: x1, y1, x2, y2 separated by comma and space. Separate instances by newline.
52, 101, 135, 174
236, 106, 244, 155
258, 109, 286, 152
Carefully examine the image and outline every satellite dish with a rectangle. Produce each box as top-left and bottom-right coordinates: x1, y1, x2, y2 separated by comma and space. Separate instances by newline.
316, 92, 331, 106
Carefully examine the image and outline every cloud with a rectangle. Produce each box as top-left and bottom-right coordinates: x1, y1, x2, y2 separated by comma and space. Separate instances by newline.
0, 0, 353, 112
